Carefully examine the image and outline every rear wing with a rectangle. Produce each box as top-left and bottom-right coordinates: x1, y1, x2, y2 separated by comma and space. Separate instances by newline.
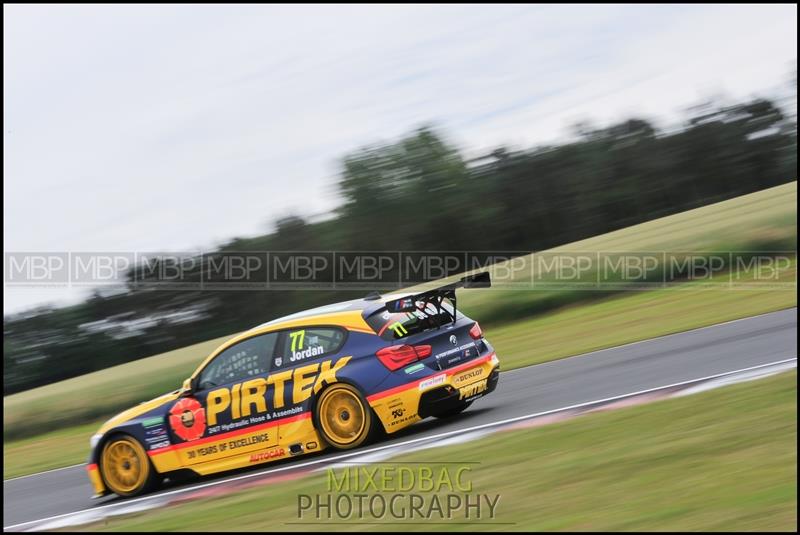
384, 272, 491, 320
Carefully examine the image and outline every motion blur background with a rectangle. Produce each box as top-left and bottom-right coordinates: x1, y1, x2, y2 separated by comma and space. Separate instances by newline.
3, 4, 797, 395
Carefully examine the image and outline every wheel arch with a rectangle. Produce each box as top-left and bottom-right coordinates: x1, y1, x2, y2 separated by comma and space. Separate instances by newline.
310, 379, 382, 448
95, 430, 158, 497
309, 377, 364, 429
94, 425, 162, 476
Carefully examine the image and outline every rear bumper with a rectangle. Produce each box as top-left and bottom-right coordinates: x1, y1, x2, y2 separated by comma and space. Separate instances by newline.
418, 366, 499, 418
368, 352, 500, 432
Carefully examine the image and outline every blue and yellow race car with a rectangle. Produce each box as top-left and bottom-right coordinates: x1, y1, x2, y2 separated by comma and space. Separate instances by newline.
86, 272, 499, 497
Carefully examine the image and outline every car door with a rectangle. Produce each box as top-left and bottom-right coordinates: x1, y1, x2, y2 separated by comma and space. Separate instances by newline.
269, 326, 350, 415
169, 332, 280, 466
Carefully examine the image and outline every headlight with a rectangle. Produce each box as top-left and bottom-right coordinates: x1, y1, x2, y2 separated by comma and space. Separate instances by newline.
90, 433, 103, 450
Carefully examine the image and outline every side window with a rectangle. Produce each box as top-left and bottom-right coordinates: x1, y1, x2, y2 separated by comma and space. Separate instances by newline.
198, 332, 278, 390
273, 327, 346, 370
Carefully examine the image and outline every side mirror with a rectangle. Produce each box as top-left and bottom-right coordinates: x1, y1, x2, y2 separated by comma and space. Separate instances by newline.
181, 377, 195, 396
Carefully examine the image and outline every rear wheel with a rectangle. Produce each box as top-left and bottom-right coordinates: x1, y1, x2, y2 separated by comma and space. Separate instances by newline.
433, 401, 473, 419
100, 435, 157, 497
316, 383, 375, 450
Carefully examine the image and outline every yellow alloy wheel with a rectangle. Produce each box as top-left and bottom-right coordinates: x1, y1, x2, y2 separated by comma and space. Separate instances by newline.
316, 384, 373, 449
100, 436, 153, 496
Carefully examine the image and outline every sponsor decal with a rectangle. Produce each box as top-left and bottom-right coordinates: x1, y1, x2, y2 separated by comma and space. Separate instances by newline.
418, 373, 447, 391
449, 334, 458, 346
142, 416, 170, 449
385, 398, 413, 426
458, 379, 488, 400
433, 342, 476, 362
185, 432, 272, 460
169, 397, 207, 441
289, 330, 306, 351
275, 357, 283, 367
453, 368, 483, 387
288, 329, 327, 362
228, 432, 270, 450
386, 412, 415, 428
145, 426, 168, 438
147, 439, 171, 450
142, 416, 164, 427
250, 448, 285, 463
272, 405, 305, 419
291, 345, 324, 362
204, 356, 350, 426
403, 362, 425, 374
398, 297, 414, 309
390, 321, 408, 337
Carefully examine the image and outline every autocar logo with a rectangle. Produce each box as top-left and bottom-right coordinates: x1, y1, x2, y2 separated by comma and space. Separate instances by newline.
449, 334, 458, 346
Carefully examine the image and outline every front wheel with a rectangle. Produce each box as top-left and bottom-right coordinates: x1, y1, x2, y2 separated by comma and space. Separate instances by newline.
100, 435, 158, 497
315, 383, 375, 450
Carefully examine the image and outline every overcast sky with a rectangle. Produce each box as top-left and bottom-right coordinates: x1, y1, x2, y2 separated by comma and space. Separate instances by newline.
3, 4, 797, 314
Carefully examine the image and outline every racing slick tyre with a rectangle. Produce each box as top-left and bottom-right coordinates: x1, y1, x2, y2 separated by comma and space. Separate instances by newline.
432, 401, 473, 419
100, 434, 158, 497
315, 383, 376, 450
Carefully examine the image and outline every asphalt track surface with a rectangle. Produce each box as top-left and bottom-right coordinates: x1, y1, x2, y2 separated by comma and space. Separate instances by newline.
4, 307, 797, 529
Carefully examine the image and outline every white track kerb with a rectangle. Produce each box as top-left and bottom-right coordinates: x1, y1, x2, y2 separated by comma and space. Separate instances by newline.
4, 356, 796, 532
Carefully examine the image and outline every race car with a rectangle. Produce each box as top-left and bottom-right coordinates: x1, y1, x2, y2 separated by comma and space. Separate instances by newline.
86, 272, 499, 497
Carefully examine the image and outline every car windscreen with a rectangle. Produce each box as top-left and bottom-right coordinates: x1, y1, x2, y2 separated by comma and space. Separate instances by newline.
365, 299, 456, 341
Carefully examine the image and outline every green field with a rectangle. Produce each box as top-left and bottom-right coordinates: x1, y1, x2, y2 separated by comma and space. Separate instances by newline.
3, 334, 234, 442
73, 371, 797, 531
3, 182, 797, 478
2, 420, 103, 479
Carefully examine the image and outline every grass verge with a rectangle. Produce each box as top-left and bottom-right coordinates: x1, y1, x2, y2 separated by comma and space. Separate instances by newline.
2, 420, 103, 479
73, 371, 797, 531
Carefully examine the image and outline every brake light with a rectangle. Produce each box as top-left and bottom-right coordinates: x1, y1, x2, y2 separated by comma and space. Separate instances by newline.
376, 344, 432, 371
469, 322, 483, 339
415, 345, 432, 358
